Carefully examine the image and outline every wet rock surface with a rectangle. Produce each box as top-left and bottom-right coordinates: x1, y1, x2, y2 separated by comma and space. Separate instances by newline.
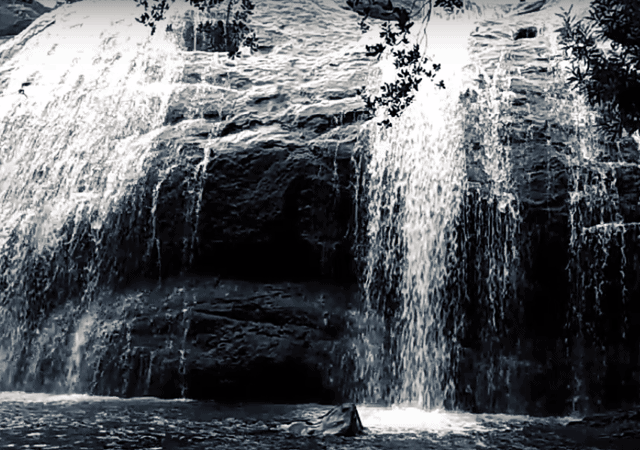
140, 0, 373, 282
460, 0, 640, 416
284, 403, 364, 436
89, 277, 356, 402
346, 0, 401, 21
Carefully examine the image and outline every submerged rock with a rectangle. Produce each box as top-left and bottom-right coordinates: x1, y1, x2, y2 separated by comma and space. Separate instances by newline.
285, 403, 365, 436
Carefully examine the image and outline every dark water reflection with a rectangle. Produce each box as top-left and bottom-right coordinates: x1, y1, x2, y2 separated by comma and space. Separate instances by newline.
0, 393, 595, 450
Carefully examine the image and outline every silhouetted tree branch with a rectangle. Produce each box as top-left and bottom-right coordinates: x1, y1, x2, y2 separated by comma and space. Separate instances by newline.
356, 0, 462, 128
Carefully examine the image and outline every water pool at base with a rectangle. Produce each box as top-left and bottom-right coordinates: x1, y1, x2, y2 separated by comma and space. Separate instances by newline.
0, 392, 591, 450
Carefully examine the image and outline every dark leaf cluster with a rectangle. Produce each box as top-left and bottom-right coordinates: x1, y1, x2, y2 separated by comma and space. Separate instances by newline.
359, 1, 461, 129
556, 0, 640, 139
135, 0, 180, 35
434, 0, 463, 13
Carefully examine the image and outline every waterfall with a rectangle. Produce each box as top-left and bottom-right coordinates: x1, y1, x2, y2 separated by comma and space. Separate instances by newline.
564, 85, 640, 413
1, 0, 638, 411
353, 0, 640, 414
0, 0, 186, 392
354, 2, 557, 412
353, 11, 476, 409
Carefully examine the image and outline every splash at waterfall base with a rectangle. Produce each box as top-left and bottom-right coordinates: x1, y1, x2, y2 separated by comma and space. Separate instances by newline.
0, 0, 640, 419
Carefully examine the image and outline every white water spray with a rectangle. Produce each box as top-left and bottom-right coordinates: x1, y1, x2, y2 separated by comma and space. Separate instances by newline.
355, 10, 473, 409
66, 312, 96, 392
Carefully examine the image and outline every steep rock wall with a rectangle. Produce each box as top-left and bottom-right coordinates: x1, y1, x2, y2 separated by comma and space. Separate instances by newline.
0, 0, 371, 402
459, 0, 640, 415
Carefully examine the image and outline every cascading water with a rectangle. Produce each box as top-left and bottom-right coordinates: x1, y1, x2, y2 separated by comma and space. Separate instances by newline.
353, 9, 478, 409
353, 0, 640, 414
0, 0, 188, 392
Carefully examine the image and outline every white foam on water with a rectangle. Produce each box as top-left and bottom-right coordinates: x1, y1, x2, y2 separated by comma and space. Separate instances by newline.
0, 392, 116, 404
358, 405, 580, 434
359, 405, 489, 434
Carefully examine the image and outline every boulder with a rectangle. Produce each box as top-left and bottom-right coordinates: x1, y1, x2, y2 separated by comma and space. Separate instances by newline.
285, 403, 365, 436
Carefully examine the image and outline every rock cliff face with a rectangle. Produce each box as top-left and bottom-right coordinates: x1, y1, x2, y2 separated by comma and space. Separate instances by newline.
0, 1, 50, 38
0, 0, 371, 402
124, 1, 376, 399
458, 1, 640, 415
2, 0, 640, 415
113, 2, 375, 400
134, 1, 375, 284
88, 279, 355, 402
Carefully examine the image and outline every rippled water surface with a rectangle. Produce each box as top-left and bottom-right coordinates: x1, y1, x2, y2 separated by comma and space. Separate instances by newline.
0, 393, 584, 450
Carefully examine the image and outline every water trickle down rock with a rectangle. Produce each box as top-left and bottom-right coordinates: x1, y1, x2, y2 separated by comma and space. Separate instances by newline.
563, 81, 640, 414
0, 0, 186, 391
0, 0, 371, 400
460, 48, 522, 413
459, 3, 582, 415
66, 312, 96, 392
461, 1, 640, 415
